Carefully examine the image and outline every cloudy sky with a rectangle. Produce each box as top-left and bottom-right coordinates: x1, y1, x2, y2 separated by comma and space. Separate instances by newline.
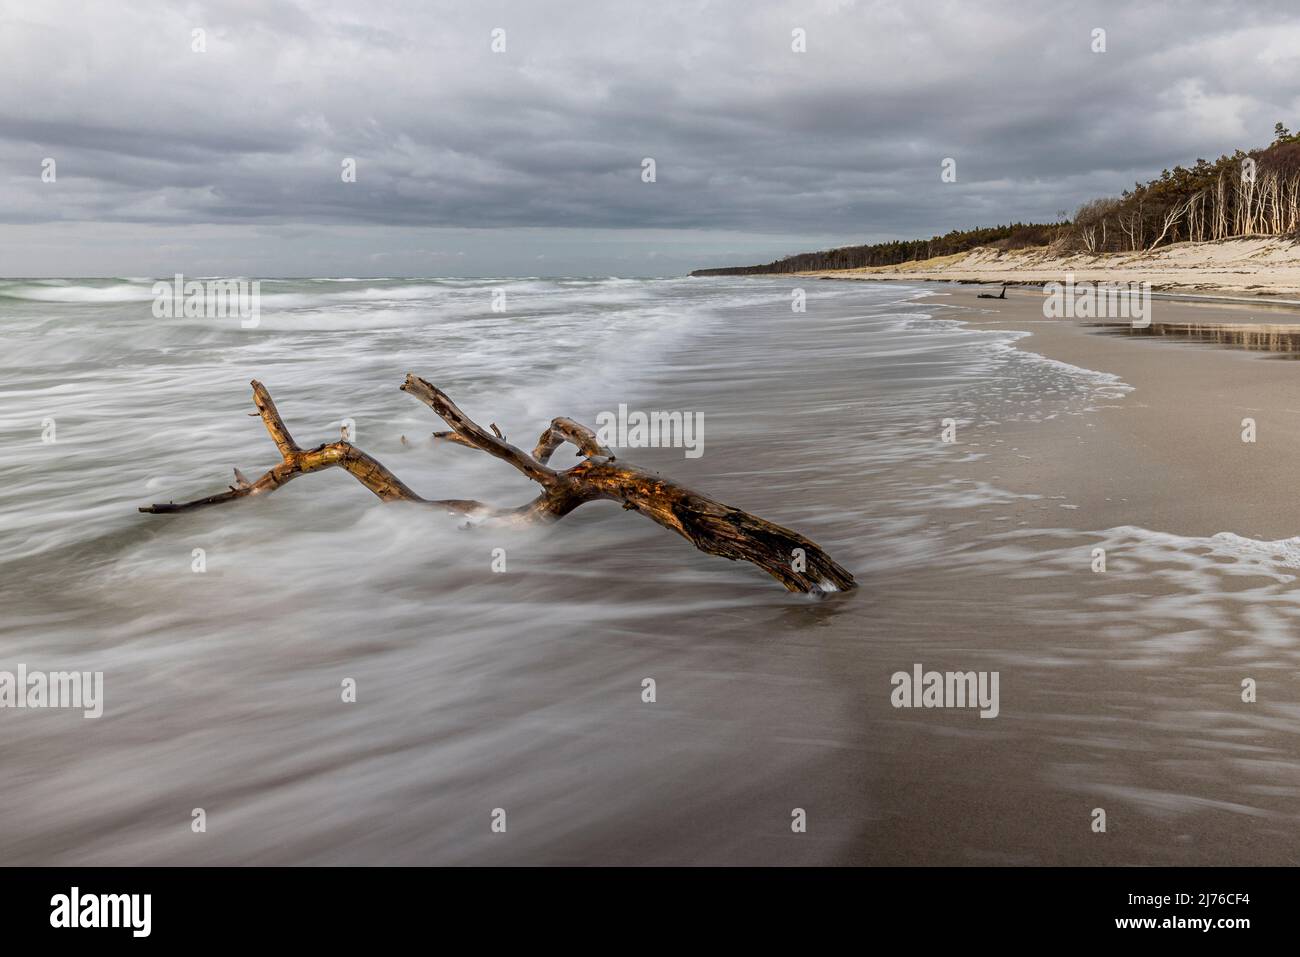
2, 0, 1298, 276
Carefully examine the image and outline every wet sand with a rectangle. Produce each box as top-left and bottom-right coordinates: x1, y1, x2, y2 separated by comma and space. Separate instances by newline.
927, 286, 1300, 540
525, 283, 1300, 866
790, 284, 1300, 865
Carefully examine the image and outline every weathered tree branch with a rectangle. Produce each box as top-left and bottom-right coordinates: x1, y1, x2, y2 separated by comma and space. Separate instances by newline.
140, 380, 491, 518
140, 376, 856, 594
400, 376, 556, 485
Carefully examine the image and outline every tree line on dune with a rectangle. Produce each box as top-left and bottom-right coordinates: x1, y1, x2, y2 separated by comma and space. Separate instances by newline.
1073, 123, 1300, 253
691, 124, 1300, 276
689, 222, 1065, 276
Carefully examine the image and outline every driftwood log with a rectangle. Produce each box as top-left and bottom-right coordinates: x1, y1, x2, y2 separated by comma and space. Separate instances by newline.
140, 376, 856, 594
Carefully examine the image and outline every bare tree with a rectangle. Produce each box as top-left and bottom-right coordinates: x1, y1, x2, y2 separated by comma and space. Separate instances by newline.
1148, 196, 1193, 250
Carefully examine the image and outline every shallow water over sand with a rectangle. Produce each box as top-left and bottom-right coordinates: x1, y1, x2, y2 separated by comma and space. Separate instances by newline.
1, 278, 1296, 864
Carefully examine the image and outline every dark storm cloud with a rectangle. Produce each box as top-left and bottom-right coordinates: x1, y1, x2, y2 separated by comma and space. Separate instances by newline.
2, 0, 1299, 274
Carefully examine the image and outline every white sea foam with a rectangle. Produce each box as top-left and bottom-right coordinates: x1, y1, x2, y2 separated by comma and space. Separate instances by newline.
0, 281, 157, 303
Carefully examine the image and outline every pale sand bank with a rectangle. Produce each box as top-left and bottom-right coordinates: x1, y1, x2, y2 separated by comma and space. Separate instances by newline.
794, 236, 1300, 297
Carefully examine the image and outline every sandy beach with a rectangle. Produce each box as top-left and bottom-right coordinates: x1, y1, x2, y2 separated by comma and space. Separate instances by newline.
794, 237, 1300, 298
920, 285, 1300, 538
803, 283, 1300, 865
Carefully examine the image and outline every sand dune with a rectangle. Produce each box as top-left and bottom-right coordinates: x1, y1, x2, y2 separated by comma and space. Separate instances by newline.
796, 237, 1300, 297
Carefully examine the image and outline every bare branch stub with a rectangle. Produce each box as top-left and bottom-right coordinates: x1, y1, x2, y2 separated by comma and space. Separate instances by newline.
532, 417, 614, 463
140, 376, 856, 594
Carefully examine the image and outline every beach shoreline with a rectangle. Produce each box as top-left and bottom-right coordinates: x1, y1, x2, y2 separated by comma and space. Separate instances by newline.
770, 237, 1300, 299
890, 284, 1300, 541
5, 277, 1299, 866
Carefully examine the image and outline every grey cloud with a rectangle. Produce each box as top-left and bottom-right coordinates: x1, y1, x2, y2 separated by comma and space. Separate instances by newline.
2, 0, 1299, 274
